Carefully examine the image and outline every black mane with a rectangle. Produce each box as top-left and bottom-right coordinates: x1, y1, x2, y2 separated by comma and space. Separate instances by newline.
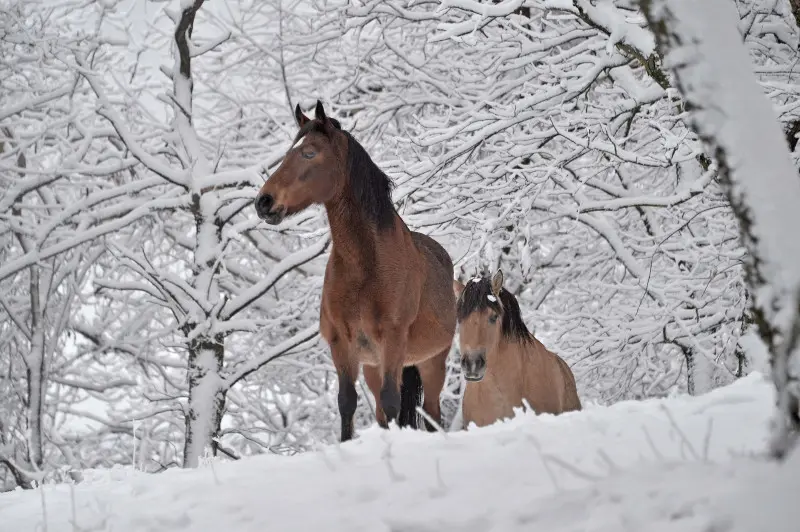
342, 130, 395, 229
293, 118, 395, 230
456, 277, 533, 343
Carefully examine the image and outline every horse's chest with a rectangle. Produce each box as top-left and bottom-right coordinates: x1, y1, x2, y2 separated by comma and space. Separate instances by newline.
320, 255, 422, 363
463, 381, 518, 427
320, 278, 383, 353
322, 278, 374, 320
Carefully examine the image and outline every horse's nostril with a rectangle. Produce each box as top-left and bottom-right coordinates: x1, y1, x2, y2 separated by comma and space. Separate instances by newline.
462, 352, 486, 375
255, 193, 274, 216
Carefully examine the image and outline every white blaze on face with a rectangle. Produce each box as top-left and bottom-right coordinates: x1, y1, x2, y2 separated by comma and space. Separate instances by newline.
291, 135, 306, 151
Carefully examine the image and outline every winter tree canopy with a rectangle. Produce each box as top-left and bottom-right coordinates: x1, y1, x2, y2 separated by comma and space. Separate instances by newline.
1, 0, 799, 490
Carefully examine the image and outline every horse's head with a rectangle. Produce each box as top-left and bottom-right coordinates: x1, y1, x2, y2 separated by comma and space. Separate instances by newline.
255, 100, 346, 224
454, 269, 506, 382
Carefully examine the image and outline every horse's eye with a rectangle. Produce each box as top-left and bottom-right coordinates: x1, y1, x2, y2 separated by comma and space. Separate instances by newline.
301, 150, 316, 160
488, 314, 498, 324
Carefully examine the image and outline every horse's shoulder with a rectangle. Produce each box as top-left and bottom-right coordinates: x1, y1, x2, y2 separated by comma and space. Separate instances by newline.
547, 348, 572, 375
527, 340, 569, 374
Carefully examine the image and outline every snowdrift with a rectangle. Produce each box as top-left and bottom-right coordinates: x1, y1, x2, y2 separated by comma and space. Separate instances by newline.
2, 372, 798, 531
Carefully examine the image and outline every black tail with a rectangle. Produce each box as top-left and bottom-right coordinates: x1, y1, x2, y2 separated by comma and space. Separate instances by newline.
398, 366, 423, 429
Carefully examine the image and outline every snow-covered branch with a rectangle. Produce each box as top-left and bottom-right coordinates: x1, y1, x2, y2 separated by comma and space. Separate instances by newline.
639, 0, 800, 459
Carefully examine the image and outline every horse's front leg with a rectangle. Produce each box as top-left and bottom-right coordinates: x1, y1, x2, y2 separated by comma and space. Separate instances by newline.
379, 326, 409, 426
363, 365, 387, 428
331, 337, 359, 442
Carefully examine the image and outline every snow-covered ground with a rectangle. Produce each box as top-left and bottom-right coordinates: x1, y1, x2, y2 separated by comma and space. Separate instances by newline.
2, 372, 797, 531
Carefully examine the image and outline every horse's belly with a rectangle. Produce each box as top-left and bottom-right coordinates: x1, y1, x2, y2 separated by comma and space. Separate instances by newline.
355, 321, 448, 366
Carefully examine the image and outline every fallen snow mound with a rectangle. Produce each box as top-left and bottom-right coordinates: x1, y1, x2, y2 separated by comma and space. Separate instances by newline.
2, 372, 798, 531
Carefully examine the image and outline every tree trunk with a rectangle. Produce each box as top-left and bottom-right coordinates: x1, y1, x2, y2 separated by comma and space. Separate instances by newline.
682, 344, 695, 396
790, 1, 800, 29
171, 0, 230, 469
26, 245, 45, 471
639, 0, 800, 459
183, 334, 224, 468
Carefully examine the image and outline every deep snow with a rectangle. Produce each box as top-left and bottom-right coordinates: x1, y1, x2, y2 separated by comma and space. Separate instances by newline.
1, 372, 798, 531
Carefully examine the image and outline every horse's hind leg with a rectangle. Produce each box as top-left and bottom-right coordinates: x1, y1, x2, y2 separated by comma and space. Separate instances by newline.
416, 346, 449, 431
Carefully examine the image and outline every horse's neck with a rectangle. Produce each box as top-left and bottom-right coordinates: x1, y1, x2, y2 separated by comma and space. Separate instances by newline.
325, 193, 399, 266
486, 337, 539, 394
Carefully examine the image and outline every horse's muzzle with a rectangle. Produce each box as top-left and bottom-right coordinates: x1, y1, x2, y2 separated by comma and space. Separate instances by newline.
254, 193, 285, 224
461, 351, 486, 382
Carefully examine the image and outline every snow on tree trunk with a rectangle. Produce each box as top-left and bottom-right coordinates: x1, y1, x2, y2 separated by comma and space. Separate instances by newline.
639, 0, 800, 458
183, 337, 224, 468
685, 346, 722, 398
172, 0, 226, 468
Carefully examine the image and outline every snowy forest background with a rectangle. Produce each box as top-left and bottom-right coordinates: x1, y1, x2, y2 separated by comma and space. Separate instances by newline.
2, 0, 800, 490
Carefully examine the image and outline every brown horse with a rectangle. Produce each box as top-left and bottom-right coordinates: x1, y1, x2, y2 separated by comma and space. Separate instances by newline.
254, 101, 456, 441
453, 270, 581, 428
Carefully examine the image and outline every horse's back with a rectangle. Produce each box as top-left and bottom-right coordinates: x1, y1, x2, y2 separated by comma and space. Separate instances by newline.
411, 231, 453, 274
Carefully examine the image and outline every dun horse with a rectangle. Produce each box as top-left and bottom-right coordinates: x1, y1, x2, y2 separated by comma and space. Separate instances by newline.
453, 270, 581, 428
254, 101, 456, 441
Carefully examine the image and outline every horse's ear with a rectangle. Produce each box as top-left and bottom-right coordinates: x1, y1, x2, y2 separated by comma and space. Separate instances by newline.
491, 269, 504, 297
314, 100, 327, 122
295, 104, 310, 128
